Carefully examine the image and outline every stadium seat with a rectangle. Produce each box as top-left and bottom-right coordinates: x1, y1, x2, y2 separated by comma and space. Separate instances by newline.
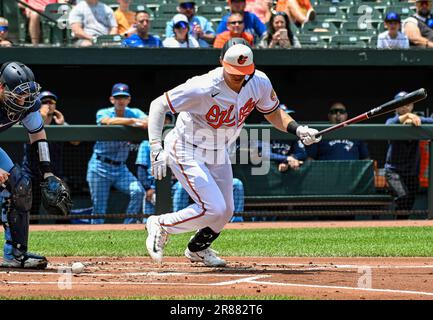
296, 34, 328, 48
151, 18, 169, 37
330, 34, 368, 48
386, 5, 416, 19
369, 35, 378, 48
95, 34, 124, 47
302, 21, 339, 35
156, 3, 178, 18
341, 21, 377, 40
313, 5, 347, 26
129, 4, 155, 17
196, 4, 228, 19
41, 3, 72, 45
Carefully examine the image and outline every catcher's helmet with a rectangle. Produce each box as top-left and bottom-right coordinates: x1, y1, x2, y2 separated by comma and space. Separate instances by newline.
0, 61, 41, 120
220, 38, 254, 76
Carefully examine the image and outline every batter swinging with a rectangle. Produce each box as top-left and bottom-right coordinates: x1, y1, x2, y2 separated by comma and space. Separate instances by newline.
146, 38, 321, 267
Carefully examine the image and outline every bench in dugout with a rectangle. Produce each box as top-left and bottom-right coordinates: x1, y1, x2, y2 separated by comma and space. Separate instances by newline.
234, 160, 394, 217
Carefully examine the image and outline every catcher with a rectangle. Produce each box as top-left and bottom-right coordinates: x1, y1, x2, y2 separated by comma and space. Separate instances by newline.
0, 61, 72, 269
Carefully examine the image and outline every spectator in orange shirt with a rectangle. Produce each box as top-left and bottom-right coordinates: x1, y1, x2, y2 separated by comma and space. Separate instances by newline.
213, 13, 254, 48
114, 0, 136, 37
245, 0, 272, 24
275, 0, 315, 28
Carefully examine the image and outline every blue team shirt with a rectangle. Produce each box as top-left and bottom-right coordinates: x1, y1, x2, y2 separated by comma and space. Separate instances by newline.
217, 11, 266, 39
122, 34, 162, 48
258, 140, 307, 162
165, 15, 215, 48
92, 106, 147, 162
385, 114, 433, 175
0, 99, 43, 134
306, 139, 369, 160
136, 140, 155, 189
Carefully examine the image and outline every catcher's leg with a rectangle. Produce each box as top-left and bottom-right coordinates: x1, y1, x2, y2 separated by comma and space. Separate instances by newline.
1, 165, 47, 269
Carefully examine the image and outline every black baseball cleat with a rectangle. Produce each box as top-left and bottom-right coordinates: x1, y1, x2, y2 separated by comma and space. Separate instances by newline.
1, 252, 48, 269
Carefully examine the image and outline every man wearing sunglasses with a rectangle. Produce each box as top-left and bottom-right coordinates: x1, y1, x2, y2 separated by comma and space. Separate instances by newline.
217, 0, 266, 45
0, 17, 11, 47
403, 0, 433, 47
165, 0, 215, 47
213, 12, 254, 48
306, 103, 369, 161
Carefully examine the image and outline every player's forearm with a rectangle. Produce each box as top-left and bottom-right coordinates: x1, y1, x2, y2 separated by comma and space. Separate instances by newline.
148, 95, 170, 146
265, 108, 294, 133
29, 130, 54, 178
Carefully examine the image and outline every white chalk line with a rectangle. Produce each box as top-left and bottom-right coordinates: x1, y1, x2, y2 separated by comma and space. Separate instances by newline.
0, 275, 270, 287
248, 280, 433, 297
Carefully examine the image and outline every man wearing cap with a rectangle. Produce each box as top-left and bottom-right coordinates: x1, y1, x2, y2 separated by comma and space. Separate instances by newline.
403, 0, 433, 47
21, 91, 72, 219
377, 12, 409, 49
165, 0, 215, 48
145, 38, 321, 267
385, 91, 433, 215
306, 102, 369, 161
217, 0, 266, 44
86, 83, 147, 224
122, 10, 162, 48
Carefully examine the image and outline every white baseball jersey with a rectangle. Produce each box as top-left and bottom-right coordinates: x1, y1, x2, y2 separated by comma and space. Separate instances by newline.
164, 67, 280, 150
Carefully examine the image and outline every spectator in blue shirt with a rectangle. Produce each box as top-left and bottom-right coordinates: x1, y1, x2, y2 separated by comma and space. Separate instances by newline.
122, 10, 162, 48
217, 0, 267, 44
306, 103, 369, 160
86, 83, 148, 224
385, 91, 433, 212
165, 0, 216, 48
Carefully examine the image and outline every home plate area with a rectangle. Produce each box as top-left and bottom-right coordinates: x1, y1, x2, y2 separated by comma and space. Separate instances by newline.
1, 257, 433, 300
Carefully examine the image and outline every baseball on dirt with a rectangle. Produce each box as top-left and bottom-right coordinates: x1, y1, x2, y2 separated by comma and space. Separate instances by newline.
71, 262, 85, 274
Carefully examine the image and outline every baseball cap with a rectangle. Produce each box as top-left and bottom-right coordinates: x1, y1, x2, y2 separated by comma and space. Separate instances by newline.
39, 91, 58, 102
111, 83, 130, 97
395, 91, 408, 99
179, 0, 195, 4
385, 12, 401, 22
173, 14, 189, 28
222, 42, 255, 76
279, 104, 295, 114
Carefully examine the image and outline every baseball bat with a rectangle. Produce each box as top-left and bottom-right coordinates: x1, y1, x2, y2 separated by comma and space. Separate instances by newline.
315, 88, 428, 138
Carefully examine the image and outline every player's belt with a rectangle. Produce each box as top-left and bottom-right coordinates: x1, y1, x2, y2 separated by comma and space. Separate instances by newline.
96, 155, 124, 166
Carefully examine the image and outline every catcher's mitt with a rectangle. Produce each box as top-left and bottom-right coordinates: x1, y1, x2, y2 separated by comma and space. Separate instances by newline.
41, 175, 72, 216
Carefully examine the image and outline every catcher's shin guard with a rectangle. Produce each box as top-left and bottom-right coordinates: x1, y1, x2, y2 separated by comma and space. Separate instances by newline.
2, 165, 32, 256
187, 227, 220, 252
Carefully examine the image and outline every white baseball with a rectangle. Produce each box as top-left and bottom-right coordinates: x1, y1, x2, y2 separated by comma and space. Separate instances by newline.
71, 262, 85, 274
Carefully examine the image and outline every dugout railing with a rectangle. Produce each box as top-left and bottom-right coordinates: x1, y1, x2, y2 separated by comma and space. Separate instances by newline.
1, 124, 432, 222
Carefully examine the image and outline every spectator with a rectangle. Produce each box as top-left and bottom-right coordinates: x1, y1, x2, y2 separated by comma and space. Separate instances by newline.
258, 11, 301, 48
245, 0, 272, 24
0, 17, 12, 47
213, 13, 254, 48
217, 0, 267, 44
122, 10, 162, 47
21, 0, 60, 45
86, 83, 147, 224
114, 0, 135, 37
402, 0, 433, 47
22, 91, 77, 220
384, 91, 433, 214
165, 0, 215, 48
163, 14, 200, 48
377, 12, 410, 49
69, 0, 118, 47
275, 0, 316, 28
306, 103, 369, 160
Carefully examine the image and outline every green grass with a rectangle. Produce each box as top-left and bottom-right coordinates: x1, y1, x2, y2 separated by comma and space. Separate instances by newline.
0, 295, 303, 300
2, 226, 432, 257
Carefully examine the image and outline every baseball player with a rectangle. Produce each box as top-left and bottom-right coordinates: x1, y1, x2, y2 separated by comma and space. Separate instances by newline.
86, 83, 147, 224
145, 38, 321, 266
0, 61, 71, 269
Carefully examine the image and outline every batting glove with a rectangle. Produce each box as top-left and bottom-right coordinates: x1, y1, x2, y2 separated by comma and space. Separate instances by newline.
151, 144, 169, 180
296, 126, 322, 146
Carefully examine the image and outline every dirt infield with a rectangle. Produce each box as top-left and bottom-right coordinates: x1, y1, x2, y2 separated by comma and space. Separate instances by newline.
1, 256, 433, 300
